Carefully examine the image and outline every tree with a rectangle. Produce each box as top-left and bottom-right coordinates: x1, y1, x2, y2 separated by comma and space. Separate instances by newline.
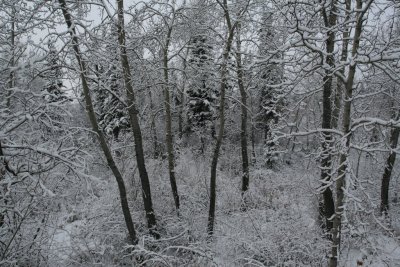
115, 0, 159, 238
187, 35, 217, 129
94, 59, 130, 140
256, 10, 285, 168
318, 0, 338, 232
380, 7, 400, 215
186, 0, 218, 148
235, 20, 250, 202
329, 1, 373, 265
43, 41, 68, 104
160, 5, 181, 213
57, 0, 138, 244
380, 108, 400, 214
207, 0, 249, 237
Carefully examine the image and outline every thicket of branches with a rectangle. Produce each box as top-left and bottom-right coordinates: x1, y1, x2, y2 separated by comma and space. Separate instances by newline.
1, 0, 400, 266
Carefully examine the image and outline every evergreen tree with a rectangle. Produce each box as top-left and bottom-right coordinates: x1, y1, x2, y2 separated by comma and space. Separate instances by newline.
43, 42, 67, 103
41, 41, 69, 136
94, 61, 129, 140
186, 4, 218, 143
256, 11, 284, 167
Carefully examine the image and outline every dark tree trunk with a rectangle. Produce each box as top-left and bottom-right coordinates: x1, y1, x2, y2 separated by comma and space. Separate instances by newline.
163, 28, 180, 212
251, 123, 256, 165
149, 89, 160, 158
380, 112, 400, 213
58, 0, 137, 244
116, 0, 158, 238
178, 48, 189, 139
208, 0, 240, 236
319, 0, 337, 231
235, 32, 250, 207
329, 1, 368, 265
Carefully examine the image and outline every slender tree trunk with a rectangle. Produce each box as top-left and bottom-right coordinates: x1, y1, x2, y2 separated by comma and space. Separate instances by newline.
58, 0, 137, 244
251, 125, 257, 162
235, 27, 250, 200
319, 0, 337, 231
207, 0, 239, 236
149, 89, 159, 158
329, 1, 367, 265
115, 0, 158, 238
162, 27, 180, 212
380, 111, 400, 213
178, 48, 189, 139
331, 0, 351, 151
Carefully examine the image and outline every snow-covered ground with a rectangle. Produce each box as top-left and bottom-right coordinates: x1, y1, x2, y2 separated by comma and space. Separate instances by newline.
40, 147, 400, 266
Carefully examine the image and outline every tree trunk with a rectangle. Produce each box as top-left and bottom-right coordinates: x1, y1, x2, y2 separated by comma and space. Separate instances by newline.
162, 27, 180, 212
178, 48, 189, 139
331, 0, 351, 128
251, 121, 256, 165
58, 0, 137, 244
115, 0, 158, 238
380, 111, 400, 213
329, 1, 367, 265
319, 0, 337, 231
149, 89, 159, 158
235, 27, 250, 201
207, 0, 238, 236
331, 78, 342, 130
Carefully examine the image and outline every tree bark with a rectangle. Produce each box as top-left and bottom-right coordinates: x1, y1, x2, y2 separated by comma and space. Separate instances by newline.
148, 89, 160, 158
380, 111, 400, 213
235, 29, 250, 201
162, 26, 180, 212
178, 48, 189, 139
319, 0, 337, 231
329, 1, 368, 265
58, 0, 137, 245
207, 0, 240, 236
115, 0, 158, 238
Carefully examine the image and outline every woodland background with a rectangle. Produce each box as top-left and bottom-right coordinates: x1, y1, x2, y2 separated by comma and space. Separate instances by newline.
1, 0, 400, 266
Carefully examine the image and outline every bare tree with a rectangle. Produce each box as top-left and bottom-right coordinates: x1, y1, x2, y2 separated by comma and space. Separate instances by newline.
235, 23, 250, 203
318, 0, 337, 232
380, 110, 400, 213
329, 1, 372, 265
115, 0, 158, 237
207, 0, 249, 236
57, 0, 137, 244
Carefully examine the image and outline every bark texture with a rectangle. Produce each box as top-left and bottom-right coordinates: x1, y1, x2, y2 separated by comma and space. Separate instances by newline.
235, 29, 250, 200
319, 0, 337, 231
380, 111, 400, 213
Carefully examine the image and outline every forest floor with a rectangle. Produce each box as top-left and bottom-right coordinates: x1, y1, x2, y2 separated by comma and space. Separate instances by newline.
45, 143, 400, 267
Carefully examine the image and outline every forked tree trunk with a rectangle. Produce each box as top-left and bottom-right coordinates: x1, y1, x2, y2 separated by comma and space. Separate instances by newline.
162, 27, 180, 212
329, 1, 368, 265
319, 0, 337, 231
235, 27, 250, 202
207, 0, 239, 236
58, 0, 137, 244
115, 0, 158, 238
380, 111, 400, 213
